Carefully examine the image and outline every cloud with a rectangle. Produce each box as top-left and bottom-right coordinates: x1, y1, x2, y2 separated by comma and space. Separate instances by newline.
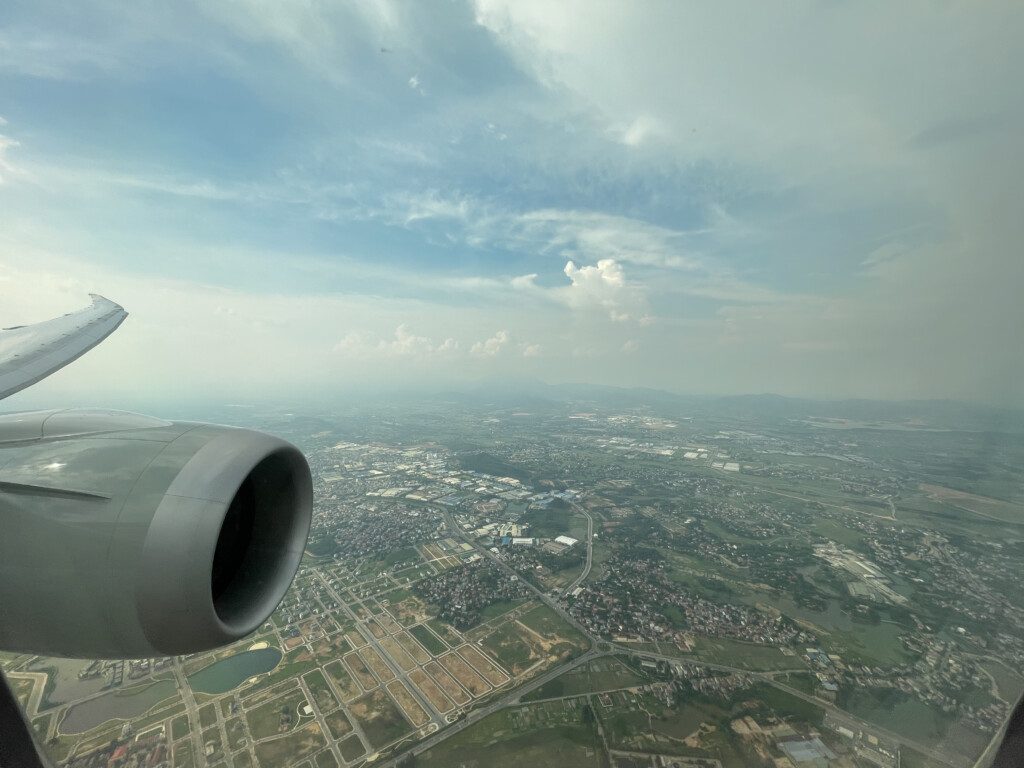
562, 258, 646, 322
470, 330, 510, 357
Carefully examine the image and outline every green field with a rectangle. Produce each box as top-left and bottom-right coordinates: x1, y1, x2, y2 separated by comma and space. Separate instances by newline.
324, 708, 353, 740
254, 722, 326, 766
418, 707, 600, 768
303, 669, 339, 713
482, 623, 535, 671
338, 734, 366, 761
518, 605, 590, 652
348, 689, 412, 749
409, 624, 447, 655
245, 688, 309, 740
523, 657, 645, 701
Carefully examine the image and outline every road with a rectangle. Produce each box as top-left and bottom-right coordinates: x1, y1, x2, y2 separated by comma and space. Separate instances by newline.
563, 503, 594, 596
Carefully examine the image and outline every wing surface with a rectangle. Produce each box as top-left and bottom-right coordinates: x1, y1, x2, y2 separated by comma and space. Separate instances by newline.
0, 294, 127, 401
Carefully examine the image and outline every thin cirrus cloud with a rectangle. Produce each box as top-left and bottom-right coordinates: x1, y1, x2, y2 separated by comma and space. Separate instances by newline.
0, 0, 1020, 407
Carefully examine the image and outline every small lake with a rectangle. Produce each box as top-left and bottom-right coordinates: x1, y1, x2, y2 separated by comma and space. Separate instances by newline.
60, 680, 177, 735
187, 648, 282, 695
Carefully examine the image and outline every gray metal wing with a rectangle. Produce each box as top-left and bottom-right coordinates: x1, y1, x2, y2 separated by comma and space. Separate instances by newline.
0, 294, 127, 401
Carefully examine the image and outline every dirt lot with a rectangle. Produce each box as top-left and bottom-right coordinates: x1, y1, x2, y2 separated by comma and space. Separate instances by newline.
408, 670, 454, 713
380, 637, 416, 672
423, 662, 470, 705
396, 631, 431, 664
387, 680, 430, 726
324, 661, 362, 702
359, 647, 396, 683
438, 652, 491, 697
456, 644, 509, 687
342, 652, 377, 691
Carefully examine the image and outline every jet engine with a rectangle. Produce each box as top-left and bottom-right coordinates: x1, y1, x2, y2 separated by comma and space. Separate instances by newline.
0, 409, 312, 659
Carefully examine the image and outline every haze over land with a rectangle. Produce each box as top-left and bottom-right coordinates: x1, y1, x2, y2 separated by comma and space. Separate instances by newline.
1, 1, 1022, 408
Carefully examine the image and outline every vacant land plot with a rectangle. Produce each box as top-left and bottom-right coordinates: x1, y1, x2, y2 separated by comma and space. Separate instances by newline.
302, 669, 339, 713
438, 653, 491, 697
338, 734, 366, 762
324, 708, 352, 740
427, 618, 463, 647
387, 680, 430, 727
518, 605, 589, 655
242, 679, 298, 710
213, 719, 240, 752
457, 645, 509, 686
418, 713, 599, 768
380, 637, 416, 671
245, 688, 309, 741
345, 630, 367, 649
343, 653, 378, 691
524, 658, 644, 701
359, 646, 396, 683
172, 740, 193, 768
389, 595, 429, 626
395, 631, 432, 664
424, 662, 471, 706
366, 619, 387, 639
409, 669, 454, 713
316, 749, 339, 768
378, 614, 402, 634
324, 660, 362, 702
410, 624, 447, 655
481, 623, 536, 674
349, 689, 413, 749
254, 722, 326, 767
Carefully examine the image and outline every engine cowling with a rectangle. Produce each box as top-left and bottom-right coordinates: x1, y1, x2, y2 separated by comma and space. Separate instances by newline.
0, 409, 312, 659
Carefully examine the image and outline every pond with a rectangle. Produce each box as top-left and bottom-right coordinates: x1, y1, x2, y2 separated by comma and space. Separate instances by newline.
60, 680, 177, 735
187, 647, 282, 695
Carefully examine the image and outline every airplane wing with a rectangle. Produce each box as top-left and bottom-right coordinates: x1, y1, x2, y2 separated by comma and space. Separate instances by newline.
0, 294, 127, 401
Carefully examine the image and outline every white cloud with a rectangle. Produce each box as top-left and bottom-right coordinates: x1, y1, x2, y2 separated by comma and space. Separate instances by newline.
470, 330, 510, 357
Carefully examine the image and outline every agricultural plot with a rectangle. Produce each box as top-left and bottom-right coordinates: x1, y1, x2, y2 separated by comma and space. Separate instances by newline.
342, 653, 378, 691
408, 669, 454, 713
438, 653, 491, 697
423, 662, 471, 706
396, 630, 432, 663
348, 689, 413, 749
380, 637, 416, 672
456, 644, 509, 687
359, 646, 396, 683
324, 660, 362, 702
387, 680, 430, 726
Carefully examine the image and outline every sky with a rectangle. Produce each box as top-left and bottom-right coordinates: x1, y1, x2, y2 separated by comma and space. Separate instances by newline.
1, 0, 1022, 410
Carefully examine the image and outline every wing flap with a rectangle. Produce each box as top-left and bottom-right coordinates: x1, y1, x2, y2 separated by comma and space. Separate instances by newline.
0, 295, 127, 401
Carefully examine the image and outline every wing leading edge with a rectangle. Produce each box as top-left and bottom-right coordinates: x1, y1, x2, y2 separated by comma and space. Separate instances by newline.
0, 295, 127, 401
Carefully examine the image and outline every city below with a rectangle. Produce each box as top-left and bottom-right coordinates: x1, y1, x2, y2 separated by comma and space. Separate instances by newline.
5, 392, 1023, 768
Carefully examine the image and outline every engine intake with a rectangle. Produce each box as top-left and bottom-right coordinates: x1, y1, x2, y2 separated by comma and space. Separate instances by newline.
0, 410, 312, 659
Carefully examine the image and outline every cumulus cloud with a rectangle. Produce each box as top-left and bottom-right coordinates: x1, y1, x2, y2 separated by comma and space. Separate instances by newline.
562, 258, 646, 322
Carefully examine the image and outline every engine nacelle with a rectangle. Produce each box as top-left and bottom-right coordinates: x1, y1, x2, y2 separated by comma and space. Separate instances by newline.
0, 409, 312, 659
